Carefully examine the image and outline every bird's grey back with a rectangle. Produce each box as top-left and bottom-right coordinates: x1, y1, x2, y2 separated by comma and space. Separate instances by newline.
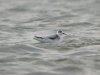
48, 34, 60, 40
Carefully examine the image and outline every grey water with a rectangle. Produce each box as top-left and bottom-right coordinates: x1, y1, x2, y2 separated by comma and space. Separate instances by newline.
0, 0, 100, 75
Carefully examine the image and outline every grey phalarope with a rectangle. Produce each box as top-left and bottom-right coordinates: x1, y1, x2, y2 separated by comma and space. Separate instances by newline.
33, 30, 67, 43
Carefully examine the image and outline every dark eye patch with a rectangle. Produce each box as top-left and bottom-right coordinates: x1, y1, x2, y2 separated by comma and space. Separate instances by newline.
58, 30, 62, 33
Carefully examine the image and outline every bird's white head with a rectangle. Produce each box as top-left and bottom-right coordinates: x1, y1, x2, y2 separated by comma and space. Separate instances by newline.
57, 30, 67, 36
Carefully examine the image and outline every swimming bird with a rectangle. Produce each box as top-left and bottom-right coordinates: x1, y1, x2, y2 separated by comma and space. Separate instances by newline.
33, 30, 67, 43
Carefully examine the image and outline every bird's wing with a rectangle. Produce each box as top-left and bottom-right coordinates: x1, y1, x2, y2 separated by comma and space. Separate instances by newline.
48, 35, 60, 40
34, 36, 44, 39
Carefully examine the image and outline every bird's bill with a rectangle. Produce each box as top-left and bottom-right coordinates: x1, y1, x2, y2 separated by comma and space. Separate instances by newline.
63, 33, 67, 35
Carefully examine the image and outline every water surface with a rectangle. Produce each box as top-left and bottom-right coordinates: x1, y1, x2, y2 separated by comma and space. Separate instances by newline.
0, 0, 100, 75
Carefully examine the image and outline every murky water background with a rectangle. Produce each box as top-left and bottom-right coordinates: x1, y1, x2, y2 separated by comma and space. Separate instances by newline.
0, 0, 100, 75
